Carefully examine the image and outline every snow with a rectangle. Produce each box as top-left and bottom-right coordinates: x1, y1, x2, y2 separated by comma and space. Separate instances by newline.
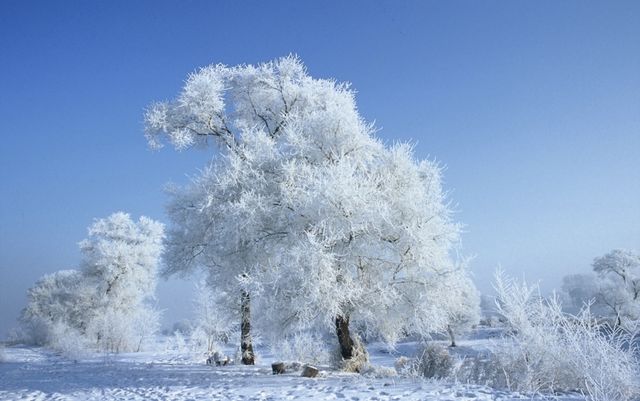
0, 336, 585, 401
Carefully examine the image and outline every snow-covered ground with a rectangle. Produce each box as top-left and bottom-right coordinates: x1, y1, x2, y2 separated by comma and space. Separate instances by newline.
0, 334, 585, 401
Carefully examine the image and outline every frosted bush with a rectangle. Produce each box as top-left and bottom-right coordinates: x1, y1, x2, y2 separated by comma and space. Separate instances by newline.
48, 321, 89, 360
271, 332, 330, 365
479, 316, 501, 328
87, 308, 132, 353
483, 270, 640, 400
191, 282, 233, 352
189, 327, 211, 353
361, 364, 398, 378
17, 318, 50, 346
394, 356, 413, 376
451, 353, 494, 387
189, 326, 225, 362
331, 336, 369, 373
413, 344, 454, 379
167, 330, 188, 353
393, 344, 456, 379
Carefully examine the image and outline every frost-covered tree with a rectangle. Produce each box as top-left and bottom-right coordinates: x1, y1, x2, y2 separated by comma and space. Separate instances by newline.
145, 56, 469, 365
80, 212, 164, 303
20, 212, 164, 353
20, 270, 92, 345
442, 269, 481, 347
592, 249, 640, 327
79, 212, 164, 352
561, 250, 640, 328
561, 273, 599, 315
191, 280, 233, 353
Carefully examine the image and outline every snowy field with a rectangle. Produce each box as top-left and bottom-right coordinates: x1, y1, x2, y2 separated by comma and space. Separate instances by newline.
0, 335, 585, 401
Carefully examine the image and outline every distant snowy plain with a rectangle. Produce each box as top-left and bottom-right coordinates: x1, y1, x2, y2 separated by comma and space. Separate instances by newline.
0, 334, 585, 401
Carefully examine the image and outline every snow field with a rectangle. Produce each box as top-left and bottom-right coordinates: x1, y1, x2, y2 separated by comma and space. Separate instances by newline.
0, 339, 584, 401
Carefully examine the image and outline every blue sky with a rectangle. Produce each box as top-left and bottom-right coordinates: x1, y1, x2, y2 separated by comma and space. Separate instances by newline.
1, 1, 639, 337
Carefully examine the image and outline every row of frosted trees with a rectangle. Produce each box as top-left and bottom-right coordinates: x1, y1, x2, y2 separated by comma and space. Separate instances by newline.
19, 56, 640, 400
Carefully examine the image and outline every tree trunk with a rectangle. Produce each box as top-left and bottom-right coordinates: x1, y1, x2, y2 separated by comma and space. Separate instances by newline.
335, 315, 355, 360
240, 290, 255, 365
447, 325, 456, 347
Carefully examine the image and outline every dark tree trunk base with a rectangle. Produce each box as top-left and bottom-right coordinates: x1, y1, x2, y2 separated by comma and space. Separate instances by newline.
447, 326, 456, 348
335, 315, 355, 360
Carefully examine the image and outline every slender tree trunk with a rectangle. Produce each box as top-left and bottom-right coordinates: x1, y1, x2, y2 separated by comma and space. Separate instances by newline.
335, 315, 355, 359
240, 290, 255, 365
447, 325, 456, 347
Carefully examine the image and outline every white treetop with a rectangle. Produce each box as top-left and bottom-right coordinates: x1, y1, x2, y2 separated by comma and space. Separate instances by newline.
80, 212, 164, 305
593, 249, 640, 288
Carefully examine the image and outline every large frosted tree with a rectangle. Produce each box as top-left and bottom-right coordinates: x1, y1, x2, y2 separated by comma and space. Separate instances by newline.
145, 56, 469, 365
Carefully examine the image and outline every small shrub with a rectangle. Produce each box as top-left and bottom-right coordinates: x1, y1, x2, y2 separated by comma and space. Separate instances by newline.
271, 332, 330, 365
336, 336, 369, 373
17, 318, 50, 346
361, 364, 398, 378
394, 344, 455, 379
486, 270, 640, 400
414, 343, 454, 379
189, 326, 219, 355
451, 345, 528, 390
479, 316, 501, 328
48, 322, 89, 360
394, 356, 413, 375
166, 330, 188, 353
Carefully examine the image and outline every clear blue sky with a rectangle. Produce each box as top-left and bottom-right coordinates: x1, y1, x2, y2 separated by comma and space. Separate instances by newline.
1, 0, 639, 338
